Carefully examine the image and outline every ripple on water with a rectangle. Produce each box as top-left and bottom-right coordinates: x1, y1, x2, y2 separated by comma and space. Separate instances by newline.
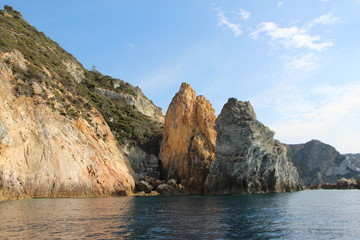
0, 190, 360, 239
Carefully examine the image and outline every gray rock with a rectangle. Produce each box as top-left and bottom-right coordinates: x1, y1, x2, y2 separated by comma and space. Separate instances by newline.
167, 179, 178, 189
136, 180, 153, 193
124, 145, 160, 180
205, 98, 301, 194
94, 86, 164, 123
286, 140, 348, 185
156, 183, 176, 195
155, 183, 190, 196
336, 178, 358, 189
0, 119, 8, 144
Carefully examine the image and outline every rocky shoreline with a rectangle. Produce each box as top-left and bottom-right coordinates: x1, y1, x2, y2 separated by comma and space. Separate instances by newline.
1, 6, 359, 202
305, 178, 360, 190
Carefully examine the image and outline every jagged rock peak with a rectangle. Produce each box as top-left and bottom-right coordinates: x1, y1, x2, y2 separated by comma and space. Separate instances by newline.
159, 82, 216, 194
205, 98, 301, 194
221, 98, 257, 122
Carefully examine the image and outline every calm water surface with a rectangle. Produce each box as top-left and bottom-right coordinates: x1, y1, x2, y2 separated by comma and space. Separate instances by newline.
0, 190, 359, 239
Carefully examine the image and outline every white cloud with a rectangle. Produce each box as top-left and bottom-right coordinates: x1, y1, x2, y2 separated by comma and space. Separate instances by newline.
238, 8, 250, 20
215, 9, 242, 36
254, 81, 360, 153
282, 53, 317, 70
250, 22, 333, 51
320, 0, 330, 2
277, 2, 284, 7
250, 13, 340, 52
305, 13, 341, 29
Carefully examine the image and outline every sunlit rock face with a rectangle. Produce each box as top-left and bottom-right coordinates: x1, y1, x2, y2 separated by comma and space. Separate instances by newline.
0, 52, 136, 201
95, 86, 164, 123
205, 98, 301, 194
159, 83, 216, 194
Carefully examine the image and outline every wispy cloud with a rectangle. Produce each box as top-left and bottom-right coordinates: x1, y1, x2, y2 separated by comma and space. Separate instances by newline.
214, 7, 251, 36
215, 8, 242, 36
305, 13, 341, 28
239, 8, 250, 20
250, 22, 333, 51
281, 53, 317, 70
254, 81, 360, 153
277, 2, 284, 7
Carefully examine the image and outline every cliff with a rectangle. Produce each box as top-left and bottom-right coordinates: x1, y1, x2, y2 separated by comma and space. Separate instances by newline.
95, 86, 164, 123
0, 6, 165, 201
0, 51, 135, 201
287, 140, 360, 185
206, 98, 301, 194
159, 83, 216, 194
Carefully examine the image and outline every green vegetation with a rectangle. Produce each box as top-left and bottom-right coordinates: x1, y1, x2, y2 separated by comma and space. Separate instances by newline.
0, 6, 163, 154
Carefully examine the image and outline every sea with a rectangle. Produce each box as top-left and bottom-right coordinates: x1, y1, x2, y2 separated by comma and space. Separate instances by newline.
0, 190, 359, 239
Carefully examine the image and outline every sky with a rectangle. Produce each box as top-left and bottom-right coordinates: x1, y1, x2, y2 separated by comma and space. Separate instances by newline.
2, 0, 360, 153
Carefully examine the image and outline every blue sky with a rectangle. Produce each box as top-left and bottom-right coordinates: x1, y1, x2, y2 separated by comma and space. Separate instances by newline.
3, 0, 360, 153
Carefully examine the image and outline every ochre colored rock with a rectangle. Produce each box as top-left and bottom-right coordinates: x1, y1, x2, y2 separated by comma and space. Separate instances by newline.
205, 98, 301, 194
159, 83, 216, 194
0, 52, 136, 201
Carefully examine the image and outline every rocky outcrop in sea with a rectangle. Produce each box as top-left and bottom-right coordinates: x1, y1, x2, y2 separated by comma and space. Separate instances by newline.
159, 83, 217, 194
205, 98, 301, 194
287, 140, 360, 185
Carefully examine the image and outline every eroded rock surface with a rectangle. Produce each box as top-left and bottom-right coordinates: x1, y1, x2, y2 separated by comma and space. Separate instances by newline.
159, 83, 216, 194
123, 145, 160, 180
0, 52, 135, 201
287, 140, 360, 185
205, 98, 301, 194
95, 86, 164, 123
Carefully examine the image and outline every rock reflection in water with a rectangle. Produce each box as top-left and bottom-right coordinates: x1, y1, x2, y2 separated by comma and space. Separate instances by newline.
1, 191, 360, 239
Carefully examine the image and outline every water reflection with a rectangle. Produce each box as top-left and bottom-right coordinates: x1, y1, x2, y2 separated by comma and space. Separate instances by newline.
1, 191, 360, 239
0, 197, 135, 239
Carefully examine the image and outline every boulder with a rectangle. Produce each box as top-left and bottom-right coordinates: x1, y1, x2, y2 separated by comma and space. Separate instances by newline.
156, 183, 176, 195
135, 180, 153, 193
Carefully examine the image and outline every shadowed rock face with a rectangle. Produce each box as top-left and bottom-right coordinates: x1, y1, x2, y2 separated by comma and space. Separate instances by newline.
205, 98, 301, 194
286, 140, 360, 185
159, 83, 216, 194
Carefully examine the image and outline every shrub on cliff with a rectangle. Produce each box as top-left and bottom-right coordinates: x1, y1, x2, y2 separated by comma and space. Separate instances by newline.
0, 6, 163, 154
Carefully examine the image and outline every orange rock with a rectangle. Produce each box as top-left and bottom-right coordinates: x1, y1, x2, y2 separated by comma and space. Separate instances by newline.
159, 83, 216, 194
0, 52, 136, 201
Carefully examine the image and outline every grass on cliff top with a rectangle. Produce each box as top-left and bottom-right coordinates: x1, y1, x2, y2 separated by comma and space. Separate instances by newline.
0, 6, 163, 154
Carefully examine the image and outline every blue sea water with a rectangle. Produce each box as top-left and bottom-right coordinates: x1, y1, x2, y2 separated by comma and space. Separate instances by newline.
0, 190, 359, 239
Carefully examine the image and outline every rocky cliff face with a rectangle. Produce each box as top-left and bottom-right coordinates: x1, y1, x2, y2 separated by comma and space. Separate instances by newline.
123, 145, 160, 180
287, 140, 360, 185
0, 54, 135, 201
206, 98, 301, 194
159, 83, 216, 194
0, 7, 166, 201
95, 85, 164, 123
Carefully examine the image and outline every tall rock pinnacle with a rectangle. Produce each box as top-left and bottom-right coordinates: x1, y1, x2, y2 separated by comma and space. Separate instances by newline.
159, 83, 216, 194
205, 98, 301, 194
